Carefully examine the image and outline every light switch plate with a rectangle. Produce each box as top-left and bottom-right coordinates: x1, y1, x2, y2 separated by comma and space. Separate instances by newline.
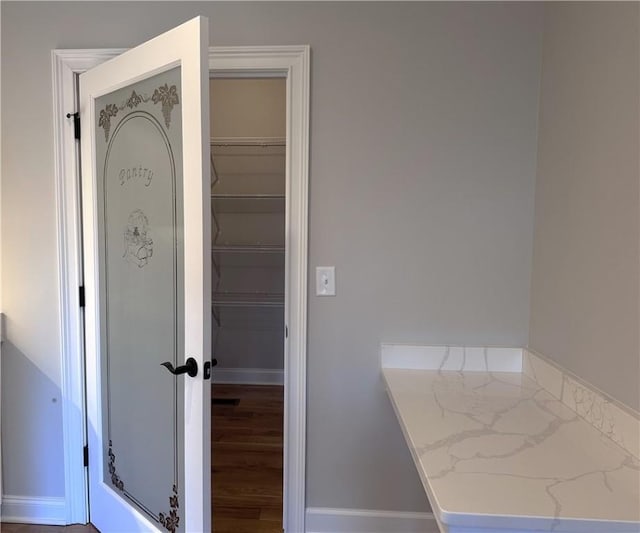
316, 266, 336, 296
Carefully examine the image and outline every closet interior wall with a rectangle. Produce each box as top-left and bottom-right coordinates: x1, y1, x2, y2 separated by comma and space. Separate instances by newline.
210, 78, 286, 380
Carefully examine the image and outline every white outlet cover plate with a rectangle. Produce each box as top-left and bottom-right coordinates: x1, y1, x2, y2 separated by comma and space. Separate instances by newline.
316, 266, 336, 296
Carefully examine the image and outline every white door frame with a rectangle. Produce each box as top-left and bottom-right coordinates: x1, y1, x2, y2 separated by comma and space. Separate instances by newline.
52, 45, 309, 532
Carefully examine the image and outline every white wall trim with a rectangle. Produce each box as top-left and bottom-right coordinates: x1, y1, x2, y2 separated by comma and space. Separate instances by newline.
53, 45, 309, 531
214, 367, 284, 386
305, 507, 438, 533
1, 496, 66, 525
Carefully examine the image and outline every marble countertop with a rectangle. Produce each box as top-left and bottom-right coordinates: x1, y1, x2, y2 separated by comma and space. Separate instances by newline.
383, 366, 640, 532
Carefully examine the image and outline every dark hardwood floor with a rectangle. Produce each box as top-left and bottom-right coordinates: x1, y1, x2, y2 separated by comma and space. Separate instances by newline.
212, 384, 284, 533
0, 525, 98, 533
1, 383, 284, 533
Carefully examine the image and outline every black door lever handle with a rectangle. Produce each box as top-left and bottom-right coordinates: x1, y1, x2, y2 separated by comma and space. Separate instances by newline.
161, 357, 198, 378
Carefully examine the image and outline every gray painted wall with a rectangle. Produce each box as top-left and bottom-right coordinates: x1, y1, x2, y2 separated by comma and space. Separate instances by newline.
530, 2, 640, 411
1, 1, 542, 513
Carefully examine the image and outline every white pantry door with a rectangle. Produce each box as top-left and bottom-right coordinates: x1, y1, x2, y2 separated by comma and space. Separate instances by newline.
79, 17, 211, 533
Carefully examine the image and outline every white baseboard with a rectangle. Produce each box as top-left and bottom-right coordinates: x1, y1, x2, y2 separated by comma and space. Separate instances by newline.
305, 507, 438, 533
1, 495, 66, 525
213, 367, 284, 385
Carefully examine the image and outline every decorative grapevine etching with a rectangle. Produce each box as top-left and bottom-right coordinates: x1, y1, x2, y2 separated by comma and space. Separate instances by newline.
126, 90, 144, 109
98, 84, 180, 142
158, 484, 180, 532
98, 104, 119, 142
123, 209, 153, 268
107, 439, 124, 491
152, 84, 180, 128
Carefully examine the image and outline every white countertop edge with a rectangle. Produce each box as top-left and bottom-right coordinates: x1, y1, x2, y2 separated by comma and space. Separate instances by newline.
440, 509, 640, 533
382, 371, 448, 526
439, 520, 640, 533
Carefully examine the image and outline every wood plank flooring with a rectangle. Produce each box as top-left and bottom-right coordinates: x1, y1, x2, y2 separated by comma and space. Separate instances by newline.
0, 525, 98, 533
1, 383, 284, 533
212, 384, 284, 533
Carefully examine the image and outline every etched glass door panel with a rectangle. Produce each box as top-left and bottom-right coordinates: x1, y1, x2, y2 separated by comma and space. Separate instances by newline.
80, 16, 210, 533
95, 67, 184, 531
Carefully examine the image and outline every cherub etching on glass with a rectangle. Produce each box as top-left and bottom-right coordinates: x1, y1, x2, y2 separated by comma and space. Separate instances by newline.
123, 209, 153, 268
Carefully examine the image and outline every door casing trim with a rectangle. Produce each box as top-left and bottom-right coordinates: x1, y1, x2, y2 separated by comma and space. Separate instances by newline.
52, 45, 309, 532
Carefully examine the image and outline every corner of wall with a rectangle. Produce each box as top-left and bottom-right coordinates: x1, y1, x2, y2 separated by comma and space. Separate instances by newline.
526, 5, 546, 354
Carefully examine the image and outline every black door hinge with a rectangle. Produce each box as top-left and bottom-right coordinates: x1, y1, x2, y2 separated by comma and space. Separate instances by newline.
66, 112, 80, 140
83, 445, 89, 467
79, 286, 85, 308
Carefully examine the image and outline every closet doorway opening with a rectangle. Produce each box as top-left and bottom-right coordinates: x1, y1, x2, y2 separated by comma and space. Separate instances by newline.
210, 77, 286, 533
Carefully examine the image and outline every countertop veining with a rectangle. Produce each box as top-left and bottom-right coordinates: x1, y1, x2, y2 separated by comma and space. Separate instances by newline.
383, 366, 640, 532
